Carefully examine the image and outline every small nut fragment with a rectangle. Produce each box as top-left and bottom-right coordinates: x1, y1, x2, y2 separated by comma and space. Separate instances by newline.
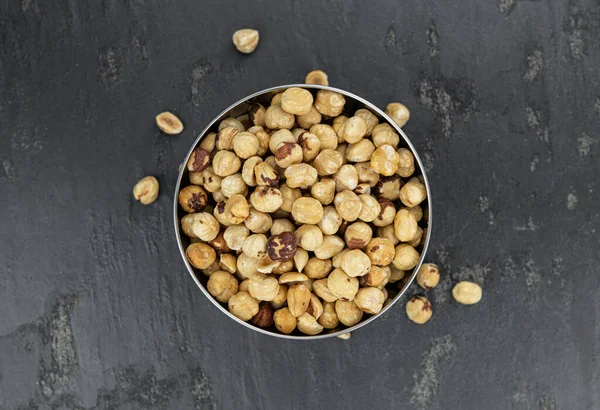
313, 279, 337, 303
178, 185, 208, 213
219, 253, 237, 274
274, 307, 297, 334
251, 302, 275, 328
340, 116, 367, 144
291, 197, 324, 225
278, 272, 309, 284
311, 179, 336, 205
293, 248, 309, 273
335, 300, 363, 326
265, 105, 295, 129
232, 132, 259, 159
333, 165, 358, 192
232, 28, 259, 54
228, 291, 260, 321
181, 213, 220, 241
416, 263, 440, 289
223, 225, 250, 251
267, 232, 297, 262
452, 281, 482, 305
156, 111, 184, 134
328, 268, 359, 300
186, 243, 216, 269
187, 147, 210, 172
334, 190, 362, 222
294, 225, 324, 252
371, 144, 400, 176
354, 287, 385, 314
297, 107, 322, 130
385, 102, 410, 128
340, 250, 371, 277
133, 176, 159, 205
406, 296, 432, 324
224, 194, 250, 224
297, 312, 324, 335
314, 90, 346, 116
314, 235, 345, 259
254, 161, 280, 187
354, 108, 379, 135
207, 271, 239, 303
346, 139, 376, 162
399, 181, 428, 207
287, 284, 312, 317
357, 194, 380, 223
337, 332, 351, 340
244, 207, 273, 234
249, 103, 266, 127
250, 186, 283, 213
362, 265, 391, 288
305, 69, 329, 86
248, 274, 280, 301
281, 87, 314, 115
344, 222, 372, 250
306, 294, 324, 319
393, 208, 418, 242
242, 234, 268, 259
313, 149, 343, 176
393, 244, 420, 271
221, 174, 247, 198
213, 150, 241, 177
274, 142, 303, 168
365, 238, 395, 266
371, 123, 400, 148
284, 164, 318, 189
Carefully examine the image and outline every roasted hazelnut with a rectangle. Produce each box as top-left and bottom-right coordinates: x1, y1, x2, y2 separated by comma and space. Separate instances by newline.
393, 208, 418, 242
365, 238, 395, 266
393, 244, 420, 270
209, 231, 231, 254
133, 176, 159, 205
354, 287, 385, 314
314, 90, 345, 116
344, 222, 372, 250
299, 258, 330, 281
278, 272, 309, 285
213, 201, 232, 226
332, 248, 349, 268
291, 127, 306, 139
396, 148, 415, 178
178, 185, 208, 213
223, 225, 250, 251
389, 266, 405, 283
452, 281, 482, 305
311, 178, 336, 205
318, 206, 343, 235
416, 263, 440, 289
219, 253, 237, 274
242, 157, 261, 187
274, 142, 303, 168
271, 218, 296, 236
335, 143, 348, 164
236, 252, 260, 279
207, 271, 239, 303
372, 123, 400, 148
287, 283, 312, 317
297, 312, 324, 335
156, 111, 184, 134
252, 129, 270, 156
313, 149, 343, 176
239, 279, 250, 291
218, 117, 244, 131
294, 224, 323, 251
354, 162, 380, 187
284, 164, 318, 189
224, 194, 249, 224
250, 186, 283, 213
232, 132, 259, 159
249, 103, 266, 127
281, 87, 314, 115
270, 285, 288, 309
254, 161, 280, 187
216, 126, 239, 151
198, 132, 217, 152
257, 257, 280, 274
318, 302, 339, 328
293, 248, 309, 273
271, 92, 283, 106
187, 147, 211, 172
274, 307, 297, 334
362, 265, 391, 288
244, 207, 273, 234
335, 300, 363, 326
189, 171, 204, 185
341, 249, 371, 277
185, 243, 216, 269
248, 274, 280, 301
328, 268, 359, 301
334, 190, 362, 222
232, 28, 259, 54
201, 261, 221, 276
332, 164, 358, 192
346, 139, 376, 163
268, 129, 295, 153
181, 212, 220, 241
373, 175, 403, 201
228, 291, 260, 321
305, 69, 329, 85
220, 174, 247, 198
354, 108, 379, 135
371, 199, 396, 227
385, 102, 410, 127
306, 294, 324, 320
314, 235, 345, 259
251, 302, 275, 328
340, 116, 367, 144
201, 167, 222, 193
332, 115, 349, 140
265, 105, 295, 129
267, 232, 297, 262
399, 181, 428, 207
297, 106, 322, 129
310, 124, 338, 150
371, 144, 400, 176
297, 132, 321, 162
242, 234, 268, 259
291, 197, 324, 224
213, 150, 242, 177
408, 227, 423, 248
406, 296, 432, 324
212, 191, 226, 203
273, 259, 295, 274
313, 279, 337, 303
357, 194, 380, 223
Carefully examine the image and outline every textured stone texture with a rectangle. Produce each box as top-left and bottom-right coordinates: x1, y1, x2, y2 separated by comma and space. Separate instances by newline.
1, 0, 599, 409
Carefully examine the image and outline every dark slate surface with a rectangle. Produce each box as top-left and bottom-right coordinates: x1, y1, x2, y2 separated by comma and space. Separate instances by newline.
1, 0, 599, 409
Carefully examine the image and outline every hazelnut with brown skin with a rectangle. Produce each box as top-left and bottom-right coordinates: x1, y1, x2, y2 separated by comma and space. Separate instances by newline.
187, 147, 210, 172
406, 296, 432, 324
344, 222, 372, 250
373, 174, 403, 201
362, 265, 391, 288
267, 232, 297, 262
254, 161, 280, 187
416, 263, 440, 289
178, 185, 208, 213
274, 142, 303, 168
251, 302, 275, 328
297, 132, 321, 161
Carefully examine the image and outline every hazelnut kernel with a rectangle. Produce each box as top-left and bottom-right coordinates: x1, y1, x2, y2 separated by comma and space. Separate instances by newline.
297, 312, 324, 335
365, 238, 395, 266
385, 102, 410, 128
287, 283, 312, 317
416, 263, 440, 289
393, 208, 418, 242
354, 109, 379, 136
393, 244, 420, 271
248, 274, 280, 301
328, 268, 359, 301
406, 296, 432, 324
133, 176, 159, 205
452, 281, 482, 305
267, 232, 297, 262
265, 105, 295, 129
354, 287, 385, 314
274, 142, 303, 168
314, 90, 346, 117
185, 243, 216, 270
250, 186, 283, 213
156, 111, 184, 134
399, 181, 428, 207
305, 70, 329, 86
232, 132, 259, 159
340, 249, 371, 277
291, 197, 324, 225
281, 87, 314, 115
334, 190, 362, 222
228, 291, 260, 321
251, 302, 275, 328
344, 222, 372, 250
274, 307, 297, 334
207, 271, 239, 303
212, 151, 241, 177
371, 144, 401, 176
232, 29, 259, 54
335, 300, 363, 326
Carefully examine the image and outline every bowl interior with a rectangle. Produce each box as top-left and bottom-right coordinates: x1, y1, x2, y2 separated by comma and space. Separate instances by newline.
174, 84, 432, 339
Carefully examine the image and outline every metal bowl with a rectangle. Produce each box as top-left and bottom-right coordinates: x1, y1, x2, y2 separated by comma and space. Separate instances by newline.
173, 84, 432, 339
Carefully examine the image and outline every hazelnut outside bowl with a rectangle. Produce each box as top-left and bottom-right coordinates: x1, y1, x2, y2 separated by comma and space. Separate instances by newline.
173, 84, 433, 340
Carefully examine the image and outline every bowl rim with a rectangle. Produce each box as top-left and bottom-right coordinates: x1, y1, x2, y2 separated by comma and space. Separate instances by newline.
173, 84, 433, 340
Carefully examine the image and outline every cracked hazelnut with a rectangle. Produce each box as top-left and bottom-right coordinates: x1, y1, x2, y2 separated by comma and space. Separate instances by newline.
186, 243, 217, 269
273, 259, 294, 274
267, 232, 297, 262
251, 302, 275, 328
224, 194, 249, 224
335, 300, 363, 326
452, 281, 482, 305
385, 102, 410, 128
313, 279, 337, 303
249, 103, 266, 127
394, 208, 418, 242
216, 126, 239, 151
274, 307, 297, 334
248, 274, 280, 301
242, 234, 268, 259
313, 149, 343, 176
250, 186, 283, 213
257, 257, 280, 274
399, 181, 427, 207
341, 250, 371, 277
294, 224, 323, 251
213, 150, 241, 177
242, 157, 262, 187
297, 312, 324, 335
310, 124, 338, 150
344, 222, 372, 250
406, 296, 432, 324
187, 148, 210, 172
291, 197, 324, 225
223, 225, 250, 251
365, 238, 395, 266
371, 144, 400, 176
287, 283, 312, 317
314, 89, 345, 116
219, 253, 237, 274
178, 185, 207, 213
346, 139, 376, 162
156, 111, 184, 134
297, 107, 322, 129
393, 244, 420, 271
232, 28, 259, 54
334, 190, 362, 222
306, 294, 324, 320
284, 164, 318, 189
265, 105, 295, 129
305, 69, 329, 86
311, 178, 336, 205
416, 263, 440, 290
181, 213, 220, 241
228, 291, 259, 321
278, 272, 309, 285
133, 176, 159, 205
372, 123, 400, 148
314, 235, 345, 260
328, 268, 359, 301
281, 87, 314, 115
354, 287, 385, 314
207, 270, 239, 303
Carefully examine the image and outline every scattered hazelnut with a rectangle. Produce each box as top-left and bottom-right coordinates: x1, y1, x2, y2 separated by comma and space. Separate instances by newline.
232, 29, 259, 54
337, 332, 351, 340
185, 243, 217, 269
133, 176, 159, 205
281, 87, 314, 115
452, 281, 482, 305
416, 263, 440, 289
305, 69, 329, 86
251, 302, 275, 328
406, 296, 432, 324
267, 232, 297, 262
385, 102, 410, 127
207, 271, 239, 303
156, 111, 184, 134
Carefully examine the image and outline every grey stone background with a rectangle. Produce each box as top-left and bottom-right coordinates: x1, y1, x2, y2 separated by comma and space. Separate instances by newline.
1, 0, 599, 409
